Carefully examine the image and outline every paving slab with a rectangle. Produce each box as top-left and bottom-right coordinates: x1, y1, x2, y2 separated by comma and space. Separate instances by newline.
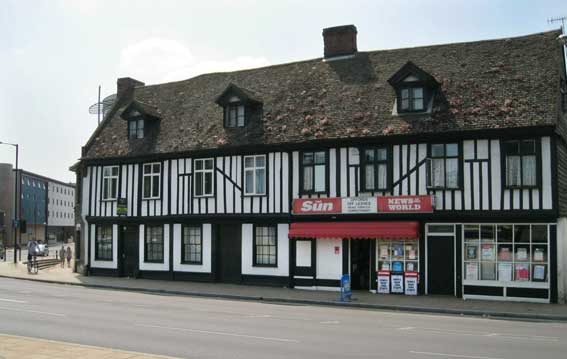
0, 334, 178, 359
0, 261, 566, 321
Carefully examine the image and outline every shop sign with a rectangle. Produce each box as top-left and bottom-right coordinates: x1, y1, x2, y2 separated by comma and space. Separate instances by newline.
117, 198, 128, 216
391, 274, 404, 293
292, 198, 341, 215
293, 195, 433, 215
404, 272, 418, 296
377, 195, 433, 213
377, 270, 390, 294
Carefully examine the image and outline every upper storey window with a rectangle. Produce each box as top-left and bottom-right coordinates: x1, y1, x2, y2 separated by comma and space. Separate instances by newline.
216, 84, 262, 129
503, 140, 537, 188
388, 62, 439, 115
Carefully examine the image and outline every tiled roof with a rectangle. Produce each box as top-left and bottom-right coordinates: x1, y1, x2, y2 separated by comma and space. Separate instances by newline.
84, 30, 563, 159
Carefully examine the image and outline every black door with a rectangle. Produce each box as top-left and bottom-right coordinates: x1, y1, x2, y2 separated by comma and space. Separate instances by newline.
351, 240, 370, 290
120, 225, 139, 278
216, 224, 241, 283
427, 235, 454, 295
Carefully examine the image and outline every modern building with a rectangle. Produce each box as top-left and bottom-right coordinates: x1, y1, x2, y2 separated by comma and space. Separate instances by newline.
0, 164, 75, 247
73, 26, 567, 303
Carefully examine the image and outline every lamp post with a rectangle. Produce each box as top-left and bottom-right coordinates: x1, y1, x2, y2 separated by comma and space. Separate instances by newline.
0, 141, 19, 263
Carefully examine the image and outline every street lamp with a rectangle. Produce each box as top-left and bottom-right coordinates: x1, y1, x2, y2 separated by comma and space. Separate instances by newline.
0, 141, 19, 263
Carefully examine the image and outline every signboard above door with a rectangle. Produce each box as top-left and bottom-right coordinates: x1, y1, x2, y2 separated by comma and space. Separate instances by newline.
292, 195, 434, 215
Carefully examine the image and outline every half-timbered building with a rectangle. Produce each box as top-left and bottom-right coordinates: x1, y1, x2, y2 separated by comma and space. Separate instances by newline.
73, 25, 567, 303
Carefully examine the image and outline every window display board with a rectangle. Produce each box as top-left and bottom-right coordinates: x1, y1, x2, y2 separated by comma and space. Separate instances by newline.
376, 239, 419, 295
462, 223, 551, 303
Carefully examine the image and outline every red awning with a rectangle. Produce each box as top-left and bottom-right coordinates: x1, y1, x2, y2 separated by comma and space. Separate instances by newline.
288, 222, 419, 240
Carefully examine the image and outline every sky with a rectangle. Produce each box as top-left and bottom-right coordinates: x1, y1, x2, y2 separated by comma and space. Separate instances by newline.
0, 0, 565, 183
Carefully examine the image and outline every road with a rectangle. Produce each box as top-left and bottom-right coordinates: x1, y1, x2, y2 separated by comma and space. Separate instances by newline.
0, 278, 566, 359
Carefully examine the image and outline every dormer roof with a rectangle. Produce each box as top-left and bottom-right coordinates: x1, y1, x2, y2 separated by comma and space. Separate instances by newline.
215, 83, 262, 106
388, 61, 440, 88
120, 100, 161, 120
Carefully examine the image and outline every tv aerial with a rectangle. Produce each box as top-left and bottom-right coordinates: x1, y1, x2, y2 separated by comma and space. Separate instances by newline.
89, 85, 116, 124
548, 16, 566, 33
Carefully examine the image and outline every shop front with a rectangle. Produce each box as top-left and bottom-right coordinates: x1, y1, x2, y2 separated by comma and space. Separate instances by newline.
289, 196, 431, 294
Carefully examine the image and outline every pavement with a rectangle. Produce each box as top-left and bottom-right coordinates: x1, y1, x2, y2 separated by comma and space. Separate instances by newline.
0, 334, 178, 359
1, 277, 566, 359
0, 261, 566, 322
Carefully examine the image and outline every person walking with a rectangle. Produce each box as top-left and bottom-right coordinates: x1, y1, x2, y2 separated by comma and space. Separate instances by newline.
27, 239, 38, 273
66, 246, 72, 268
60, 245, 65, 268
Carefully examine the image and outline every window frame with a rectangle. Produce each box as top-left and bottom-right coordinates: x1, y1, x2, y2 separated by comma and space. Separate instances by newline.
243, 154, 267, 196
142, 162, 161, 199
193, 158, 215, 197
95, 224, 113, 261
224, 103, 246, 128
426, 143, 461, 190
144, 225, 164, 263
360, 146, 391, 192
252, 224, 278, 267
181, 224, 203, 265
299, 150, 329, 195
397, 84, 428, 114
102, 166, 119, 201
502, 139, 539, 189
128, 118, 145, 139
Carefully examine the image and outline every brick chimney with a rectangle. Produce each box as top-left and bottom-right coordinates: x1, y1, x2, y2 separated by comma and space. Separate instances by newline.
323, 25, 358, 59
117, 77, 145, 99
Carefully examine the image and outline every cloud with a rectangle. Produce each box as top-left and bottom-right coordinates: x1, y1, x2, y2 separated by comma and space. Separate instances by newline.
119, 37, 270, 85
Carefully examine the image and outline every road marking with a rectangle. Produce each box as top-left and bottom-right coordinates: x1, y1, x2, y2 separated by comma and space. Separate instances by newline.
136, 323, 300, 343
397, 326, 416, 330
400, 326, 558, 342
246, 314, 272, 318
0, 298, 27, 304
0, 306, 66, 317
320, 320, 340, 324
409, 350, 504, 359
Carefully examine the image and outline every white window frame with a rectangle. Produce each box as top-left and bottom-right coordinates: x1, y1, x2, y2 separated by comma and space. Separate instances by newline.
102, 166, 119, 200
194, 158, 214, 197
243, 155, 266, 195
142, 163, 161, 199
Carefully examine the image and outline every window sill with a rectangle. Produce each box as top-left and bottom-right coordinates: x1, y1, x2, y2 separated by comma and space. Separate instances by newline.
427, 187, 461, 191
299, 191, 328, 196
101, 199, 117, 202
504, 186, 539, 190
94, 258, 113, 262
144, 260, 164, 264
181, 261, 203, 265
194, 195, 215, 198
243, 193, 267, 197
142, 197, 161, 201
253, 263, 278, 268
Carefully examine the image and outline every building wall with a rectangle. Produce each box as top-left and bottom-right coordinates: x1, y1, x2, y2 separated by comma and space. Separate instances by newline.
20, 174, 47, 225
47, 182, 75, 227
316, 238, 342, 280
172, 223, 212, 273
241, 223, 289, 277
0, 164, 15, 247
89, 224, 118, 269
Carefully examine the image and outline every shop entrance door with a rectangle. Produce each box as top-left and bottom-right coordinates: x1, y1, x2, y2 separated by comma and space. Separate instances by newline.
120, 225, 139, 278
216, 224, 242, 283
350, 239, 370, 290
427, 236, 455, 295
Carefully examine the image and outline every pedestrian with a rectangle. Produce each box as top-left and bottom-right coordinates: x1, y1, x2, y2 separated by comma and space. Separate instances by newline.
66, 246, 72, 268
27, 239, 38, 273
60, 246, 65, 268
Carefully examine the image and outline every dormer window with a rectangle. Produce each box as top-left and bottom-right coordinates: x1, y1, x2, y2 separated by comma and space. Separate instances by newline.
388, 61, 439, 115
128, 118, 145, 139
225, 104, 245, 128
216, 83, 262, 129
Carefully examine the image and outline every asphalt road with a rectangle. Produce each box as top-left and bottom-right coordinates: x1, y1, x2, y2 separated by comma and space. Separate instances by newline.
0, 278, 566, 359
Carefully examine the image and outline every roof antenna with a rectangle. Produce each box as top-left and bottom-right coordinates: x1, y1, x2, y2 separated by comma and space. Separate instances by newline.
88, 85, 117, 125
548, 16, 567, 33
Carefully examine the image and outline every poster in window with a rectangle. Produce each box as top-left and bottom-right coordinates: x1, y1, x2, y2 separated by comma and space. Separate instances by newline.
533, 248, 545, 262
481, 244, 495, 261
392, 261, 403, 273
380, 262, 390, 270
481, 263, 496, 280
465, 245, 478, 260
406, 244, 417, 260
406, 262, 416, 272
498, 246, 512, 261
465, 263, 479, 280
379, 245, 389, 259
498, 263, 513, 282
515, 263, 529, 281
392, 244, 404, 258
516, 247, 528, 261
533, 265, 546, 281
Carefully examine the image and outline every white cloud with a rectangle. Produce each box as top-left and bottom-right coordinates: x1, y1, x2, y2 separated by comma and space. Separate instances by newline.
119, 37, 270, 85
